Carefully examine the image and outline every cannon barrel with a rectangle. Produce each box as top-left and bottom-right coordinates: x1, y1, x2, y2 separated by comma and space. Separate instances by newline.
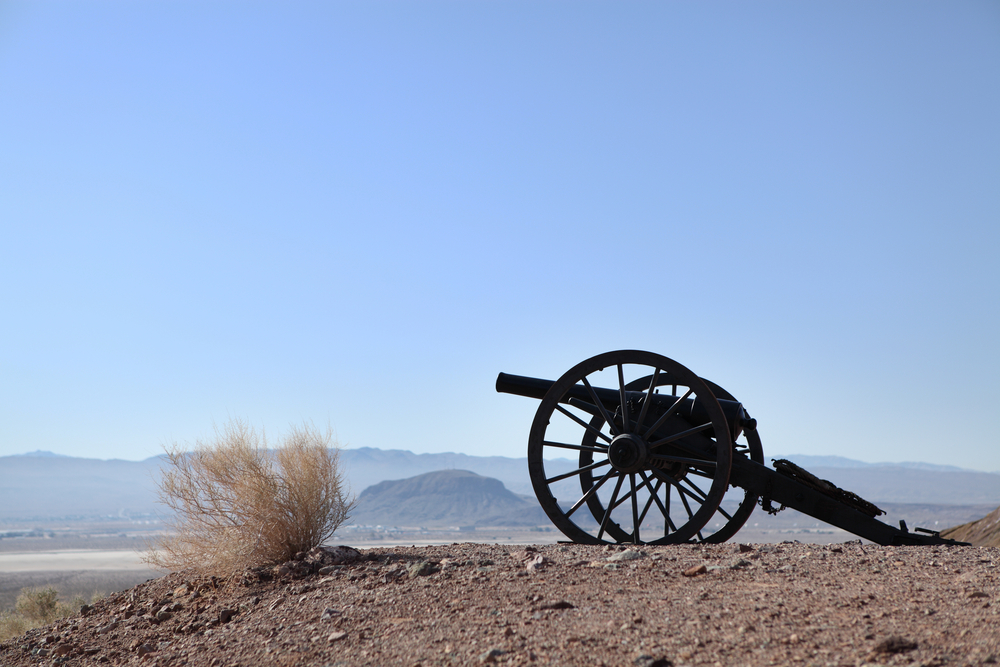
496, 372, 752, 440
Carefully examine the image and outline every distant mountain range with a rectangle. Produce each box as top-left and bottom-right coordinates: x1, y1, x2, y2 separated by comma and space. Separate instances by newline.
1, 448, 998, 521
0, 455, 165, 520
336, 448, 1000, 506
769, 455, 983, 473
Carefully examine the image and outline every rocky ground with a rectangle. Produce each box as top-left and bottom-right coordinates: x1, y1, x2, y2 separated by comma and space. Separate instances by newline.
1, 541, 997, 667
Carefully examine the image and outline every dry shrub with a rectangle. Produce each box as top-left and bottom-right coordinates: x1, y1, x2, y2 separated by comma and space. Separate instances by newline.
145, 420, 354, 576
0, 611, 32, 642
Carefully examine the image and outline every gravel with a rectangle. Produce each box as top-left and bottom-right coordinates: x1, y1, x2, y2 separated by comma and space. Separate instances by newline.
1, 541, 997, 666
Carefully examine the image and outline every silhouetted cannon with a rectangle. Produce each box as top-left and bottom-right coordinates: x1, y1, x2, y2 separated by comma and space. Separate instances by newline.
497, 350, 965, 546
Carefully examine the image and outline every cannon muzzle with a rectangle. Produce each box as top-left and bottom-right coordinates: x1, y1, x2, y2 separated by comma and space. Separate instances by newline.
496, 371, 751, 440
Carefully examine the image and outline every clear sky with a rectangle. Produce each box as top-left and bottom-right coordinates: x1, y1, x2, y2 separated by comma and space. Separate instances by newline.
1, 2, 998, 472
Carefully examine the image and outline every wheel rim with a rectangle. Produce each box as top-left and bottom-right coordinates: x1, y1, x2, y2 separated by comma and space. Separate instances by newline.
697, 378, 763, 543
527, 350, 734, 545
575, 372, 762, 544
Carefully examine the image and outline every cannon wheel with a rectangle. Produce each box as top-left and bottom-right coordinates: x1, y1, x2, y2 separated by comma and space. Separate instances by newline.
698, 379, 762, 543
527, 350, 733, 545
576, 373, 763, 544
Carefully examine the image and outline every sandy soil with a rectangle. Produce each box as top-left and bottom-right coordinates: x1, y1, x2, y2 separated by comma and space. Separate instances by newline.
1, 541, 997, 667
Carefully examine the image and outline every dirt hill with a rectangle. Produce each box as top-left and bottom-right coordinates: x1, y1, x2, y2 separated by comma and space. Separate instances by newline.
1, 541, 997, 666
348, 469, 548, 527
941, 505, 1000, 547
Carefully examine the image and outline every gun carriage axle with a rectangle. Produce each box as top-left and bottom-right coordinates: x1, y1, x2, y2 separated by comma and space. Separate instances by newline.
497, 350, 964, 546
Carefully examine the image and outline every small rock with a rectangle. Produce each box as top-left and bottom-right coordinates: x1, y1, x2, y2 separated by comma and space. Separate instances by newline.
219, 609, 235, 624
135, 644, 156, 658
479, 648, 505, 663
538, 600, 575, 610
321, 608, 341, 621
53, 643, 74, 657
96, 620, 120, 635
729, 558, 752, 570
738, 543, 754, 553
525, 554, 552, 573
607, 549, 644, 562
155, 610, 172, 622
873, 636, 918, 654
149, 597, 171, 613
634, 656, 673, 667
969, 591, 989, 599
328, 631, 348, 642
307, 545, 362, 566
682, 564, 708, 577
408, 560, 439, 578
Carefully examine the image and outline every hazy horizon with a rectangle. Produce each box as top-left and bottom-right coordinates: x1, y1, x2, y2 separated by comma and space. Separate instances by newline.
4, 447, 997, 475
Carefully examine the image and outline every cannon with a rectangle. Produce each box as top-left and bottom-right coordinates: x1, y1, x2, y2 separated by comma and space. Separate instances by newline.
497, 350, 966, 546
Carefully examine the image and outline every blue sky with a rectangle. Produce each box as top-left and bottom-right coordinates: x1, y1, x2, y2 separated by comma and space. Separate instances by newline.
2, 1, 998, 472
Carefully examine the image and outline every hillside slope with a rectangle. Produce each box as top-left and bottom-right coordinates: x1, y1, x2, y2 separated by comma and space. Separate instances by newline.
1, 542, 997, 666
941, 505, 1000, 547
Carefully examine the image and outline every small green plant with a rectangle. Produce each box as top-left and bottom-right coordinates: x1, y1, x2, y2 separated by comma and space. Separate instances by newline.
14, 586, 59, 623
0, 588, 101, 641
145, 419, 354, 577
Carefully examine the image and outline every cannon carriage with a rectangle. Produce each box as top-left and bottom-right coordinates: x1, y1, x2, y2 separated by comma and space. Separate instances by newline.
497, 350, 964, 546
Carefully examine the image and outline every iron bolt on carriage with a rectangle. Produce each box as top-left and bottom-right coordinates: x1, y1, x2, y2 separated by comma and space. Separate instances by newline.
497, 350, 966, 546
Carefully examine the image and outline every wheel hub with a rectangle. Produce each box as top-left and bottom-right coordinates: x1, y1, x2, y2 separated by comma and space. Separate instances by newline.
607, 433, 649, 473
